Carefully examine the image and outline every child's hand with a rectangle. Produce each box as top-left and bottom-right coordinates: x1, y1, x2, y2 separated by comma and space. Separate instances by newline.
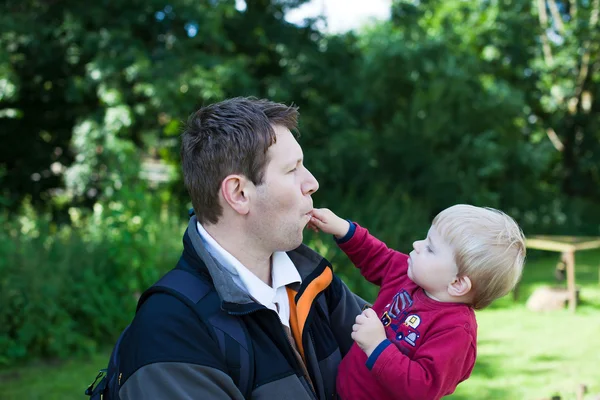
308, 208, 350, 239
351, 308, 387, 357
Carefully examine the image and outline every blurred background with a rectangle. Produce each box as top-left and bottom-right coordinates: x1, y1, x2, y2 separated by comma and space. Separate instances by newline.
1, 0, 599, 398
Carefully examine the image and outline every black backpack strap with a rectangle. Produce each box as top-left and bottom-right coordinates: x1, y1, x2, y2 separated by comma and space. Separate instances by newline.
137, 268, 211, 311
137, 267, 253, 399
195, 291, 253, 398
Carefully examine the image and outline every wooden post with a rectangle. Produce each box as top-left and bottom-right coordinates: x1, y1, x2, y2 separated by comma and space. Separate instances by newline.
564, 250, 576, 312
576, 383, 587, 400
525, 235, 600, 312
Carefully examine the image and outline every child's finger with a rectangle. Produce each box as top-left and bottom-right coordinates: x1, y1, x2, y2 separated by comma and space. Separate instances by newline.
310, 216, 325, 228
355, 314, 367, 324
309, 208, 328, 222
362, 308, 378, 319
310, 208, 324, 217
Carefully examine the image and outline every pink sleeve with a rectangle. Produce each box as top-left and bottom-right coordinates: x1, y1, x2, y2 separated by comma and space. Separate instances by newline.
338, 223, 407, 287
366, 328, 475, 400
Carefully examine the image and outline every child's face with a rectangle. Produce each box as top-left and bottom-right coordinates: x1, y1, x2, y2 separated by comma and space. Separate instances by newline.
408, 225, 458, 296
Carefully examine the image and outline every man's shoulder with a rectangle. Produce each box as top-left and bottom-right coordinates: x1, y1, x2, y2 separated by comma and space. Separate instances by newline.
116, 291, 240, 398
120, 292, 225, 372
133, 291, 204, 331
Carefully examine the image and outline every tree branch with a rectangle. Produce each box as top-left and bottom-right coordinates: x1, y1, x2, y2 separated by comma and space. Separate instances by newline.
548, 0, 565, 33
570, 0, 577, 20
537, 0, 554, 64
546, 127, 565, 152
574, 0, 599, 98
592, 0, 600, 25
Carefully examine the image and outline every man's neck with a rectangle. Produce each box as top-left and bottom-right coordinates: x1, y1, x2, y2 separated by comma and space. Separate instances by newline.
204, 222, 273, 286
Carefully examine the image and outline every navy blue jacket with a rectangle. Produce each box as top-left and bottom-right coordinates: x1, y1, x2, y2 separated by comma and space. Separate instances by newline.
117, 216, 363, 399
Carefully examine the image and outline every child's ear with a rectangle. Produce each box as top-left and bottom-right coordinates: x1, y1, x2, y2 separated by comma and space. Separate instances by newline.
448, 275, 472, 297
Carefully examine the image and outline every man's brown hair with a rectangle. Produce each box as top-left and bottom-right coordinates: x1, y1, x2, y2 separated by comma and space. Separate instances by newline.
181, 97, 299, 224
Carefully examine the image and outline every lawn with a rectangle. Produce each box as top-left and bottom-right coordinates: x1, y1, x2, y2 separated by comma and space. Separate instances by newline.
1, 251, 599, 400
448, 249, 600, 400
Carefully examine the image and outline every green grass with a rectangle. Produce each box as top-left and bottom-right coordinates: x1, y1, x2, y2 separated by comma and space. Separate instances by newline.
448, 250, 600, 400
1, 250, 599, 400
0, 350, 110, 400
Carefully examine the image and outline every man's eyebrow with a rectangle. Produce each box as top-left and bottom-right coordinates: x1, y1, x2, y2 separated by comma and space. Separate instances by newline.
285, 158, 302, 169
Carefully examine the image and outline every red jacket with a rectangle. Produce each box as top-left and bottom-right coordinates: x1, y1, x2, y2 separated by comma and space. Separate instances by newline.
336, 223, 477, 400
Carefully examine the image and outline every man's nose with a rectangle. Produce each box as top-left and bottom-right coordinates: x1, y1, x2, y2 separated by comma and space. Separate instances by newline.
302, 168, 319, 196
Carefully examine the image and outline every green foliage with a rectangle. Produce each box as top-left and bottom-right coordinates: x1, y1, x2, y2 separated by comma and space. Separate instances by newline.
0, 199, 183, 366
1, 0, 600, 365
296, 0, 600, 239
2, 0, 599, 232
0, 0, 317, 210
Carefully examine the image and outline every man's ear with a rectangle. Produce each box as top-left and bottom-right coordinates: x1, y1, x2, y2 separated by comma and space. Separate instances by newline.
448, 275, 472, 298
221, 175, 251, 215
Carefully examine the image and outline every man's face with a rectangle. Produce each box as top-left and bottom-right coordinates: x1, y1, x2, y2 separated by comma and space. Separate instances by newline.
407, 226, 458, 295
249, 125, 319, 252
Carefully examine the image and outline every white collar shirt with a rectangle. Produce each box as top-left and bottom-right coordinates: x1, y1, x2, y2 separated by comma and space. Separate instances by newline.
196, 222, 301, 327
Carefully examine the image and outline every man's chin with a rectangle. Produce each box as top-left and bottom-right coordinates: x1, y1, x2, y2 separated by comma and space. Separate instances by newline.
279, 234, 304, 252
293, 234, 304, 248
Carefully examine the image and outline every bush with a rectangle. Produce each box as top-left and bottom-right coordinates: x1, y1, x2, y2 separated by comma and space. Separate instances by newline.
2, 186, 598, 366
0, 200, 184, 366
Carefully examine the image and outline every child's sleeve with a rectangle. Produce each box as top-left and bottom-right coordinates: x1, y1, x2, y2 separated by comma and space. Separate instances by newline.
364, 327, 476, 400
336, 223, 407, 287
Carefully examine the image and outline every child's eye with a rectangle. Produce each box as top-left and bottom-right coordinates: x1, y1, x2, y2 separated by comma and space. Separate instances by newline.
289, 167, 297, 173
426, 246, 433, 253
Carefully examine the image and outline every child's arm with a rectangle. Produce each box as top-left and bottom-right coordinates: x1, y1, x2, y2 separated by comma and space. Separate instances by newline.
309, 208, 406, 287
354, 309, 475, 400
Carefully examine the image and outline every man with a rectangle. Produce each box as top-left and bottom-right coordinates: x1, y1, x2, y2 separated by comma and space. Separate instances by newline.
117, 97, 363, 399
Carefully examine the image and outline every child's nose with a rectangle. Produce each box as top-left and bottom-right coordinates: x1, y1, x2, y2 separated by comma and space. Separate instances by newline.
412, 241, 420, 252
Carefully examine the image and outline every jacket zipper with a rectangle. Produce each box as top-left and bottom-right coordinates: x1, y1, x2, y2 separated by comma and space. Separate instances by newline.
229, 307, 318, 399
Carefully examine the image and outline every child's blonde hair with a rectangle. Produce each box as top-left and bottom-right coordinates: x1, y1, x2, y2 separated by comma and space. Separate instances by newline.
432, 204, 526, 309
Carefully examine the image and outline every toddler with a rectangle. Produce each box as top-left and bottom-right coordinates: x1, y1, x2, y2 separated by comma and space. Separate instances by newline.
308, 204, 526, 400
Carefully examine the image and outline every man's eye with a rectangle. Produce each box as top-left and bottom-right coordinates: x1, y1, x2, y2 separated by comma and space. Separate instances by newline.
289, 167, 297, 173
